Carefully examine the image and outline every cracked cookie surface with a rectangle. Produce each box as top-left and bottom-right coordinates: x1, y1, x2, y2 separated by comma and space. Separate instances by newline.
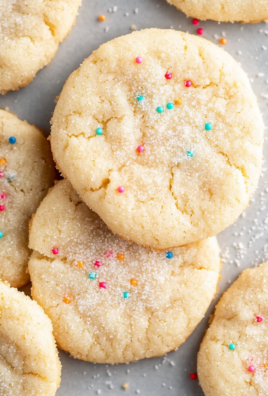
166, 0, 268, 23
0, 109, 54, 287
198, 263, 268, 396
28, 179, 220, 364
51, 29, 263, 250
0, 0, 81, 93
0, 281, 61, 396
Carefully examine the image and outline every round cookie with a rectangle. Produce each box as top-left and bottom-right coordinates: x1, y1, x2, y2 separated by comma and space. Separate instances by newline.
0, 281, 61, 396
0, 109, 54, 287
165, 0, 268, 23
28, 179, 221, 364
0, 0, 81, 94
51, 29, 263, 250
198, 263, 268, 396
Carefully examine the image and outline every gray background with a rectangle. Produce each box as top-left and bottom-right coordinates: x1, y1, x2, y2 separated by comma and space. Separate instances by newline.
3, 0, 268, 394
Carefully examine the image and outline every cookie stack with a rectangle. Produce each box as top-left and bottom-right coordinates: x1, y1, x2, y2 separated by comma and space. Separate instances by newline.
31, 29, 263, 365
0, 7, 265, 396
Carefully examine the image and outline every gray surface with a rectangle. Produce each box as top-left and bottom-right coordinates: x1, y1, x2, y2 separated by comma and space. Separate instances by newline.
3, 0, 268, 394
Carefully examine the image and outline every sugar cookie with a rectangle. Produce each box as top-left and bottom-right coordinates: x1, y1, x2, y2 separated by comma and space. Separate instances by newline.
0, 281, 61, 396
0, 109, 54, 287
198, 263, 268, 396
29, 179, 221, 364
166, 0, 268, 23
51, 29, 263, 250
0, 0, 81, 93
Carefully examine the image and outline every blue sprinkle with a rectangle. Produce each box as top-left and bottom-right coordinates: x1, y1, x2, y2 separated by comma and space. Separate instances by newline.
166, 103, 174, 110
137, 95, 144, 102
156, 106, 164, 113
205, 123, 212, 131
228, 343, 236, 350
96, 128, 103, 136
123, 292, 130, 299
9, 137, 16, 144
166, 251, 173, 259
0, 231, 3, 238
89, 272, 97, 280
186, 150, 194, 158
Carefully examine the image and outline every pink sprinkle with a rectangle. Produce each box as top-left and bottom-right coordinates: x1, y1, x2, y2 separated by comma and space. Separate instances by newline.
135, 57, 143, 64
137, 145, 145, 153
105, 251, 113, 258
118, 186, 125, 193
0, 172, 3, 178
52, 248, 59, 255
197, 28, 204, 35
0, 192, 6, 199
165, 72, 172, 80
256, 316, 263, 323
192, 18, 199, 25
190, 373, 197, 380
248, 366, 255, 373
99, 281, 108, 289
185, 80, 192, 87
94, 260, 102, 268
0, 205, 5, 212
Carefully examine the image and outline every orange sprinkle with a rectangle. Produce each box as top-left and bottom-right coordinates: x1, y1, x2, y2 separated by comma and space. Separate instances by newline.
264, 363, 268, 369
63, 296, 72, 304
99, 15, 106, 22
130, 278, 138, 286
219, 38, 227, 45
76, 261, 84, 269
117, 253, 125, 261
0, 158, 7, 165
175, 98, 182, 105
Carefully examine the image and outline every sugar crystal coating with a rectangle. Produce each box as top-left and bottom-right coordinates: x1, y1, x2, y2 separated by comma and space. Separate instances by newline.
198, 263, 268, 396
51, 29, 263, 250
29, 180, 221, 364
166, 0, 268, 22
0, 281, 61, 396
0, 0, 81, 93
0, 109, 54, 287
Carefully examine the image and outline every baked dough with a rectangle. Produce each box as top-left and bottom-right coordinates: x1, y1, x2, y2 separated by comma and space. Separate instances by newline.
0, 109, 54, 287
166, 0, 268, 23
0, 0, 81, 93
0, 281, 61, 396
198, 262, 268, 396
51, 29, 263, 250
28, 179, 221, 364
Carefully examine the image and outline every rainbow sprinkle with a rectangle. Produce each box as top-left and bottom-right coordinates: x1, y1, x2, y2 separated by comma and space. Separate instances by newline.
89, 272, 97, 280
